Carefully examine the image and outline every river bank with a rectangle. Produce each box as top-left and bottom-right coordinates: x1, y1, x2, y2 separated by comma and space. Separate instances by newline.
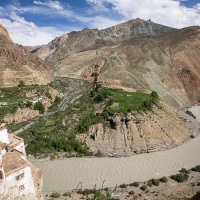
30, 106, 200, 193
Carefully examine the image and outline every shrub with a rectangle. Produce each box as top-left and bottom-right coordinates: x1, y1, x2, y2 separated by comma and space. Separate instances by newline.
129, 182, 139, 187
46, 92, 52, 99
179, 168, 189, 174
63, 192, 71, 197
26, 101, 32, 108
129, 191, 135, 195
151, 91, 159, 99
140, 185, 147, 191
50, 192, 61, 198
18, 80, 25, 87
171, 172, 189, 183
147, 178, 160, 186
185, 110, 196, 119
160, 176, 168, 183
191, 165, 200, 172
152, 179, 160, 186
82, 189, 96, 195
147, 180, 153, 186
119, 183, 127, 188
54, 96, 61, 103
94, 150, 103, 157
34, 102, 45, 114
94, 191, 118, 200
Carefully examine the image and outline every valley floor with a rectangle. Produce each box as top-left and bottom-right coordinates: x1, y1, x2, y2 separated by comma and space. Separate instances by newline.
29, 106, 200, 197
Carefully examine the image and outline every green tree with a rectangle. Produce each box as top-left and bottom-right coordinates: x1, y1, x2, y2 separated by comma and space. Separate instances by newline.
34, 102, 45, 114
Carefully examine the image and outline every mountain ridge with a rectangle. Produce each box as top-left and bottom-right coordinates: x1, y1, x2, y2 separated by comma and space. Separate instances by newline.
0, 24, 53, 87
24, 19, 200, 108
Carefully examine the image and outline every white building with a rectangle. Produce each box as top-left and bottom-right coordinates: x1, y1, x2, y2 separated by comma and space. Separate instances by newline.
0, 123, 9, 144
0, 123, 39, 200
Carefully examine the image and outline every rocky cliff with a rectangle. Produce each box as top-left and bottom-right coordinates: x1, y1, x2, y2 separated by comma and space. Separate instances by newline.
79, 101, 198, 156
0, 24, 53, 87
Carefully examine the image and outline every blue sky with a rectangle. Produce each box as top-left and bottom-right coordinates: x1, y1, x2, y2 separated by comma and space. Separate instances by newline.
0, 0, 200, 46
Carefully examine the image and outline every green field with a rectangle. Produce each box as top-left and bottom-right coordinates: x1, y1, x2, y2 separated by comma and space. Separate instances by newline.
103, 88, 151, 113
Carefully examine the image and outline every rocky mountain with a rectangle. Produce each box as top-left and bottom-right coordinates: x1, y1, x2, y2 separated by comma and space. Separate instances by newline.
26, 33, 68, 60
0, 24, 53, 87
37, 18, 200, 108
45, 18, 176, 65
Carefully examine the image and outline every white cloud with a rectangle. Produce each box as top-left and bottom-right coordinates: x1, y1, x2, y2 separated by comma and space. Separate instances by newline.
86, 0, 200, 28
0, 13, 70, 46
1, 0, 200, 46
33, 0, 64, 10
86, 0, 109, 13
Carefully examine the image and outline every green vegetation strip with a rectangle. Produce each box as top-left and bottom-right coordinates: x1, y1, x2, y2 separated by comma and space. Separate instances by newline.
15, 82, 159, 157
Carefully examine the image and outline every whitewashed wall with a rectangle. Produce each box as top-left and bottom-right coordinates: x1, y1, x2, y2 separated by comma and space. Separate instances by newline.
0, 165, 36, 199
14, 141, 26, 156
0, 129, 9, 144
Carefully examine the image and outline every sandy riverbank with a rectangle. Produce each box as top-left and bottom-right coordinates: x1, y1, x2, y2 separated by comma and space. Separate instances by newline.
189, 106, 200, 122
30, 106, 200, 192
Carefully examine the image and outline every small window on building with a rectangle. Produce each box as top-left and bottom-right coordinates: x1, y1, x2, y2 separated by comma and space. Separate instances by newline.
19, 185, 25, 191
0, 171, 3, 180
16, 173, 24, 180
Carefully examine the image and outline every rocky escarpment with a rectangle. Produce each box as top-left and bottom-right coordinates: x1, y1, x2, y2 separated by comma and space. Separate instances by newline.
79, 102, 198, 156
0, 24, 52, 87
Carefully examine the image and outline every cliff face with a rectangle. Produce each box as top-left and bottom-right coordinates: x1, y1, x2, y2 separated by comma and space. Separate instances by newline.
0, 24, 53, 87
79, 102, 198, 156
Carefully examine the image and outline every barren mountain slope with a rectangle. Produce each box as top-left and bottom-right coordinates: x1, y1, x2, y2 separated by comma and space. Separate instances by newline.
26, 33, 68, 60
0, 25, 53, 87
45, 18, 176, 65
45, 21, 200, 108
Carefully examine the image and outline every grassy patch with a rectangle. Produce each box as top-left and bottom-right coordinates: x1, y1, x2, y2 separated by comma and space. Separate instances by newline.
97, 87, 151, 113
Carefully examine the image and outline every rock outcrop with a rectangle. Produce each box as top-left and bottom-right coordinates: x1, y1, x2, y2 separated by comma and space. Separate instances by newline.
79, 102, 197, 156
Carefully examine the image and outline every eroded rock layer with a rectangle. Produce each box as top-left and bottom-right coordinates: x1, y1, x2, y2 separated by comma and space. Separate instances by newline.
79, 102, 197, 156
